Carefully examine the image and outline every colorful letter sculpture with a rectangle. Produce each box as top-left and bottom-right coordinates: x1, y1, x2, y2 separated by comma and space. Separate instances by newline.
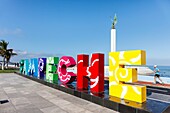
57, 56, 76, 84
77, 53, 104, 93
19, 60, 24, 74
19, 50, 148, 104
32, 58, 38, 78
109, 50, 146, 103
46, 57, 59, 82
23, 59, 29, 75
28, 58, 38, 77
28, 59, 32, 75
38, 58, 46, 79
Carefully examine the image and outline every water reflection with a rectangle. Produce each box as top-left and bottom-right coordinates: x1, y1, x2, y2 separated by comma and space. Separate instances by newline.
28, 74, 152, 100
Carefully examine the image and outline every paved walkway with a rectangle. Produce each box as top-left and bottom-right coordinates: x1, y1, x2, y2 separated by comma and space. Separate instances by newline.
136, 81, 170, 88
0, 73, 118, 113
105, 77, 170, 89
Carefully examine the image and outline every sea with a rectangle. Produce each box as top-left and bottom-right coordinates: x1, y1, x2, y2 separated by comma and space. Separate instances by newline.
148, 66, 170, 77
103, 65, 170, 83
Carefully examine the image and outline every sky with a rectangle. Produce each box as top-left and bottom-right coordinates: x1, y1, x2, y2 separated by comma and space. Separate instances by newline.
0, 0, 170, 66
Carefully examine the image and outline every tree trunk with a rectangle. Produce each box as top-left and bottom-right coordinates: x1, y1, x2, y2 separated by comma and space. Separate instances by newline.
2, 57, 5, 70
6, 61, 9, 69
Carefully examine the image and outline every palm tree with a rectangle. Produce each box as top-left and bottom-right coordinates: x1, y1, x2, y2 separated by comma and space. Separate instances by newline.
5, 51, 17, 68
0, 40, 17, 70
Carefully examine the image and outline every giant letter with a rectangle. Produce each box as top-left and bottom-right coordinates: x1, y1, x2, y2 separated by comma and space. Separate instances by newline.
28, 59, 32, 75
32, 58, 38, 78
38, 58, 46, 79
20, 59, 24, 74
57, 56, 76, 84
24, 59, 29, 75
46, 57, 59, 82
109, 50, 146, 103
77, 53, 104, 93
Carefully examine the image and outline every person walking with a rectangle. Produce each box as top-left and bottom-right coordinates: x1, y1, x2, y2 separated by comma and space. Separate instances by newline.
153, 65, 164, 84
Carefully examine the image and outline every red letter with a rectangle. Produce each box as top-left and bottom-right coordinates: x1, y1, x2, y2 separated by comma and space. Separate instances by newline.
77, 53, 104, 93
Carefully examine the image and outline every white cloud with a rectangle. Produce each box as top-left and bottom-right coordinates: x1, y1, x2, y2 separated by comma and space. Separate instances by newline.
10, 50, 64, 62
13, 50, 27, 55
0, 28, 22, 36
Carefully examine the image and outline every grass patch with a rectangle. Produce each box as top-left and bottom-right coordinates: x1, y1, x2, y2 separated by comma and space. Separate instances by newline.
0, 69, 18, 73
0, 67, 19, 73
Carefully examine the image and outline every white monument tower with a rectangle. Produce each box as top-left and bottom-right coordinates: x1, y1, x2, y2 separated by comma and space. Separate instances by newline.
111, 14, 117, 52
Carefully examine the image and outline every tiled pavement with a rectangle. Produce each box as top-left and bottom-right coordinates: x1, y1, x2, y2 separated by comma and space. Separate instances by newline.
135, 81, 170, 88
0, 73, 118, 113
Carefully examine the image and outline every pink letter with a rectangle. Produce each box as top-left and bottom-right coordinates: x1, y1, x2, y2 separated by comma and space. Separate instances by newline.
57, 56, 76, 84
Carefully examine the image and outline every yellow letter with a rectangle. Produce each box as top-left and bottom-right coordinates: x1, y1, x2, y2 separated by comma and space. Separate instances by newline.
109, 50, 146, 103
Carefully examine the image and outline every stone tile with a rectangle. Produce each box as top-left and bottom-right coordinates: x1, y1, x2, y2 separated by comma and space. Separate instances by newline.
22, 83, 35, 87
81, 110, 94, 113
11, 84, 25, 89
10, 82, 19, 85
19, 90, 33, 95
33, 101, 54, 109
15, 103, 37, 110
27, 95, 47, 102
42, 85, 60, 92
40, 106, 67, 113
49, 89, 68, 96
3, 87, 17, 94
0, 107, 17, 113
63, 95, 90, 106
36, 90, 57, 100
7, 92, 23, 98
49, 97, 71, 106
58, 93, 75, 99
0, 92, 8, 100
28, 96, 55, 109
59, 103, 85, 113
81, 103, 104, 112
10, 97, 31, 106
0, 84, 12, 87
0, 102, 17, 113
17, 108, 43, 113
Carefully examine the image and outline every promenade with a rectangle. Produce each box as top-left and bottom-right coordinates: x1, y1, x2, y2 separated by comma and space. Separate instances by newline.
0, 73, 118, 113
